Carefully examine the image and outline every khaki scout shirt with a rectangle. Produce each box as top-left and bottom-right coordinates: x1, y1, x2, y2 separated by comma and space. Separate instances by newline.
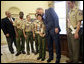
13, 18, 25, 30
68, 6, 83, 28
40, 21, 46, 34
23, 20, 33, 32
33, 20, 42, 34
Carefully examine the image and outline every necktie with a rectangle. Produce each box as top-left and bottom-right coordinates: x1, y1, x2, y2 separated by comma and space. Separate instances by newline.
9, 18, 13, 24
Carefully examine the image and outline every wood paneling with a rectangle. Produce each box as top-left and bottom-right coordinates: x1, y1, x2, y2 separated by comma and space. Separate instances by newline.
46, 34, 83, 62
46, 34, 68, 56
60, 34, 68, 56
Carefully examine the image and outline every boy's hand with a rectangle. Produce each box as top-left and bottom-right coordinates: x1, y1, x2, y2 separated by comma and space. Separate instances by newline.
24, 35, 27, 39
33, 34, 35, 38
39, 32, 42, 37
42, 34, 45, 37
16, 33, 18, 38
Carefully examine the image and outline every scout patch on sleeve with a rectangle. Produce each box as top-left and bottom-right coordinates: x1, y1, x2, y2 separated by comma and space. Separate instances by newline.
77, 9, 83, 21
78, 10, 83, 16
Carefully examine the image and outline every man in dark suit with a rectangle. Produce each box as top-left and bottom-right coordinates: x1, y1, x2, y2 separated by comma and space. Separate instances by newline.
36, 8, 61, 63
1, 11, 17, 54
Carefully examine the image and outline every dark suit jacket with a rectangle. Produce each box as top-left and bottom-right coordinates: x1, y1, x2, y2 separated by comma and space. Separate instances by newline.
44, 7, 61, 35
1, 17, 16, 37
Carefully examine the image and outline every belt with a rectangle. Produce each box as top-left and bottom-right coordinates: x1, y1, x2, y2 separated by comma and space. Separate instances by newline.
69, 27, 77, 30
74, 27, 77, 29
17, 28, 23, 31
25, 31, 32, 33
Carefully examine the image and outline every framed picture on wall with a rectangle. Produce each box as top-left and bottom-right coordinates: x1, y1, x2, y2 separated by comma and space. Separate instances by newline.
11, 14, 19, 19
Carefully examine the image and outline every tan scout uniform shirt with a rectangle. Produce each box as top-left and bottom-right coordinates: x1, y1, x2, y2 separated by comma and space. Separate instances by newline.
13, 18, 25, 30
23, 21, 33, 32
68, 6, 83, 29
40, 21, 46, 34
33, 20, 42, 34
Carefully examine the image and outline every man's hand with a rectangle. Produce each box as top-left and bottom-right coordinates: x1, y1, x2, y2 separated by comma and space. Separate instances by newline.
55, 28, 59, 34
74, 32, 79, 39
74, 21, 81, 39
6, 33, 9, 37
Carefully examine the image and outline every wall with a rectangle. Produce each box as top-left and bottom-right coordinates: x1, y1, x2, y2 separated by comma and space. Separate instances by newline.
1, 1, 48, 19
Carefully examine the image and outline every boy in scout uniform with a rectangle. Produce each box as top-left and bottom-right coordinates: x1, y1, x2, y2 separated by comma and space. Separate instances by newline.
23, 15, 35, 55
36, 14, 46, 61
13, 12, 26, 56
66, 1, 83, 63
33, 14, 42, 55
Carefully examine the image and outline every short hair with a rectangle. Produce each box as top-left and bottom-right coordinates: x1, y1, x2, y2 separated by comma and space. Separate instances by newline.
36, 14, 43, 20
5, 11, 10, 15
71, 1, 75, 3
36, 8, 43, 10
36, 14, 43, 18
19, 11, 24, 15
26, 15, 30, 18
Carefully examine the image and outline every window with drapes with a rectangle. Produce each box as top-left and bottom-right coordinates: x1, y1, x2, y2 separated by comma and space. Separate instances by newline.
79, 1, 83, 28
54, 1, 66, 34
79, 1, 83, 10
